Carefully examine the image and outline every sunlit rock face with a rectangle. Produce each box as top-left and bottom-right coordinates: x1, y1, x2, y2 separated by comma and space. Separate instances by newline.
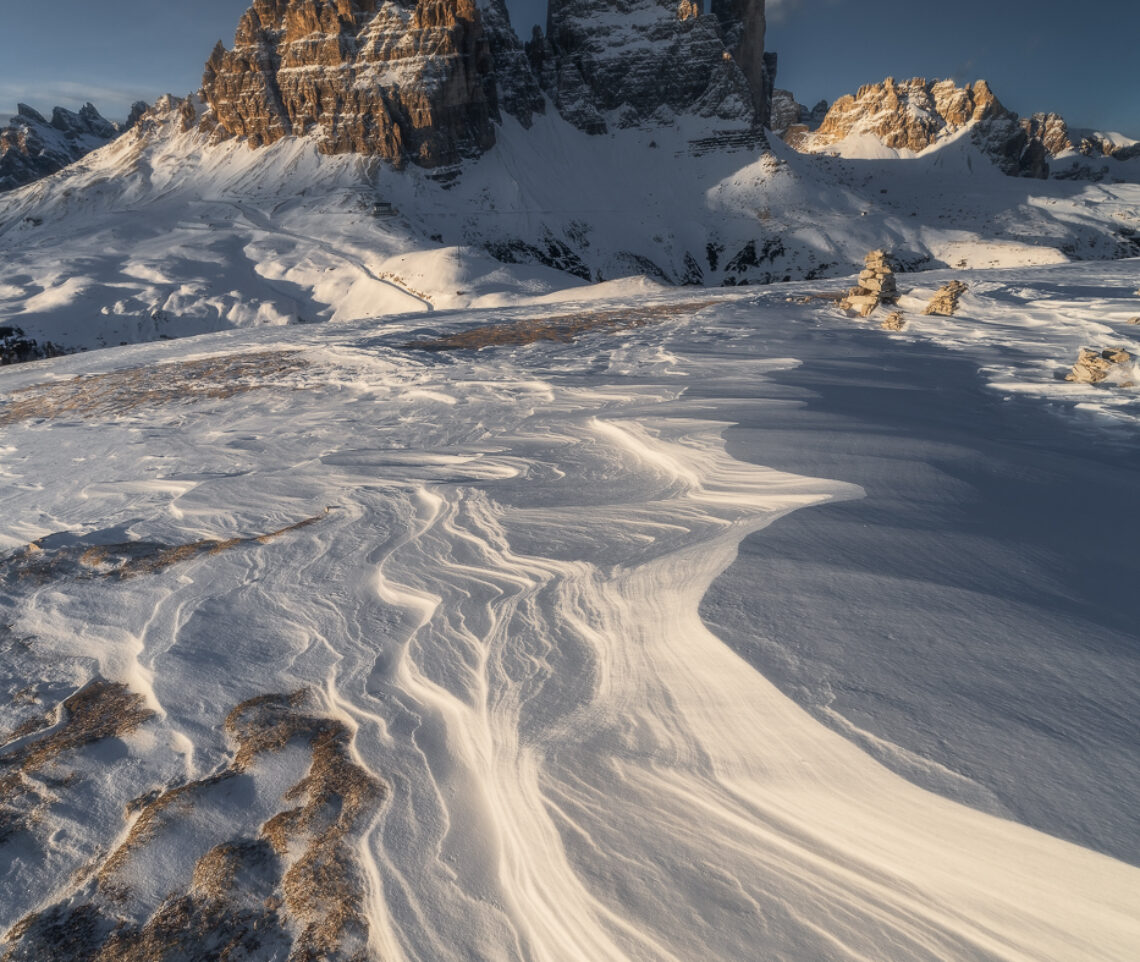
803, 77, 1076, 178
201, 0, 509, 168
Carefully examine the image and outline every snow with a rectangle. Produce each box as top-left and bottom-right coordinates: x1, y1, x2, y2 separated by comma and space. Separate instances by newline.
2, 104, 1138, 357
1, 96, 1139, 962
3, 258, 1140, 959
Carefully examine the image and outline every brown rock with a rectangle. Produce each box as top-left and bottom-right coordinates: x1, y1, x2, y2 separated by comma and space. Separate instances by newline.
840, 249, 898, 316
202, 0, 499, 168
803, 77, 1059, 177
923, 281, 968, 316
1021, 112, 1073, 156
1065, 347, 1133, 385
881, 311, 906, 331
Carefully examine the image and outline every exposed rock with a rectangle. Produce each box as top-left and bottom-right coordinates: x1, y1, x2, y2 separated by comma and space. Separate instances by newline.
0, 324, 66, 365
881, 311, 906, 331
0, 102, 136, 193
710, 0, 773, 126
769, 89, 826, 135
1065, 347, 1133, 385
478, 0, 546, 126
923, 280, 968, 316
532, 0, 765, 134
1077, 131, 1140, 161
801, 77, 1068, 178
1128, 317, 1140, 325
840, 249, 898, 316
1021, 112, 1072, 156
201, 0, 503, 168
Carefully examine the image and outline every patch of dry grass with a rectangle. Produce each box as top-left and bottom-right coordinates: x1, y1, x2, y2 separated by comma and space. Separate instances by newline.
0, 350, 307, 426
0, 681, 154, 845
4, 690, 383, 962
3, 513, 327, 584
405, 300, 719, 351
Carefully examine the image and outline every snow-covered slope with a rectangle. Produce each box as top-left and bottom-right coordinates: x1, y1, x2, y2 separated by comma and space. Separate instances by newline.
0, 102, 141, 194
1, 101, 1138, 358
2, 258, 1138, 960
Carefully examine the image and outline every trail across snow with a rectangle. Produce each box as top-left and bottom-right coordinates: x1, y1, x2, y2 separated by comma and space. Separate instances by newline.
1, 273, 1139, 960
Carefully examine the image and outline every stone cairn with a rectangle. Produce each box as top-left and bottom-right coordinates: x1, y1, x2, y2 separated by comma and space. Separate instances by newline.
840, 250, 898, 317
1065, 347, 1134, 385
923, 280, 968, 316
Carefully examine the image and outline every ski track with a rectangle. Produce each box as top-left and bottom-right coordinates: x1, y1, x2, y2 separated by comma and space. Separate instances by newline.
1, 302, 1139, 961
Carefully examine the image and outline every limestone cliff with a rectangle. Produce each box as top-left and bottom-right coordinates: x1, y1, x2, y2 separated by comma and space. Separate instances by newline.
528, 0, 768, 134
201, 0, 504, 168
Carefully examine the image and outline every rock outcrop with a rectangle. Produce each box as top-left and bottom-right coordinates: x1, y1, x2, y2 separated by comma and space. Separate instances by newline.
0, 102, 142, 193
201, 0, 509, 168
840, 249, 898, 317
923, 281, 968, 316
528, 0, 769, 134
769, 88, 827, 136
791, 77, 1086, 178
1066, 347, 1134, 385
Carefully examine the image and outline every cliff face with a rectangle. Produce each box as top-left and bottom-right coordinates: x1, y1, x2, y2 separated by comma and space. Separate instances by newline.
526, 0, 769, 134
200, 0, 772, 160
0, 103, 141, 193
201, 0, 505, 168
710, 0, 772, 126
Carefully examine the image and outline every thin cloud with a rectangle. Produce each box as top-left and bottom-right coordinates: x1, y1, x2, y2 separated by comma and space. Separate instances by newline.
0, 80, 164, 123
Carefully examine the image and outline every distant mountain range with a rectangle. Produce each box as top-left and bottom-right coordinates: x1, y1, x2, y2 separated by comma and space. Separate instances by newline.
0, 101, 147, 193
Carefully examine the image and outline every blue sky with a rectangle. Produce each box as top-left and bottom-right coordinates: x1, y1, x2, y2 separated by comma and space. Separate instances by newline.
1, 0, 1136, 134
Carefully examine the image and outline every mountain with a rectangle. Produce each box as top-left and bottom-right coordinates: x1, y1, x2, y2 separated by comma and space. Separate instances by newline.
0, 102, 145, 193
1, 3, 1140, 959
526, 0, 770, 133
200, 0, 507, 169
0, 0, 1137, 362
777, 76, 1140, 180
197, 0, 774, 168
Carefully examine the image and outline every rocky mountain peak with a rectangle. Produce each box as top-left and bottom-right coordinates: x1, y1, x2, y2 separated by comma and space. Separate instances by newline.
0, 101, 137, 193
201, 0, 506, 168
810, 77, 1016, 152
529, 0, 770, 134
196, 0, 773, 162
790, 76, 1087, 178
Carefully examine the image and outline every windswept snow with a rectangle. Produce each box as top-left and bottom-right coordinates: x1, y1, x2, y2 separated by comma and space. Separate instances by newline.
1, 107, 1139, 358
2, 268, 1139, 959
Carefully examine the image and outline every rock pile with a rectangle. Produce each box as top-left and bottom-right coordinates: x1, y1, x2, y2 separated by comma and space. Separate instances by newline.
840, 250, 898, 316
881, 311, 906, 331
1065, 348, 1134, 385
923, 281, 968, 316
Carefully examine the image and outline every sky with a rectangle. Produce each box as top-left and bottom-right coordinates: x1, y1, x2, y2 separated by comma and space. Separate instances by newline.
0, 0, 1136, 135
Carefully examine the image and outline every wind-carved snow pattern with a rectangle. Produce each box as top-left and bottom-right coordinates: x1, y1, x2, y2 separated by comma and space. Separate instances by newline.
1, 306, 1138, 959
